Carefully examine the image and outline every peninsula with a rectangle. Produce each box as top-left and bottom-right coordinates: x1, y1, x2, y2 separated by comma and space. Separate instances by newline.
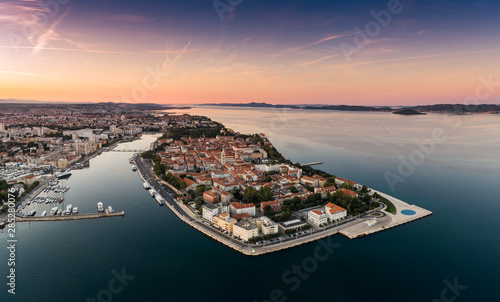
135, 114, 432, 255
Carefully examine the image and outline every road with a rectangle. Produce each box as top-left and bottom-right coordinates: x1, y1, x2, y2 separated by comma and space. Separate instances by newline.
134, 155, 385, 250
134, 155, 251, 248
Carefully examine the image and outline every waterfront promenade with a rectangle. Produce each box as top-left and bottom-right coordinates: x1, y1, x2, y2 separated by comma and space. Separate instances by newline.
339, 189, 432, 239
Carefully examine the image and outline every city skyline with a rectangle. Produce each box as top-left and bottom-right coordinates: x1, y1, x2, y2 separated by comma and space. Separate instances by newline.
1, 0, 499, 105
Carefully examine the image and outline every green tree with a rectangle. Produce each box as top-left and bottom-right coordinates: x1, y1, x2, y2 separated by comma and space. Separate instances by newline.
244, 187, 258, 203
258, 186, 274, 202
141, 150, 154, 159
195, 185, 208, 197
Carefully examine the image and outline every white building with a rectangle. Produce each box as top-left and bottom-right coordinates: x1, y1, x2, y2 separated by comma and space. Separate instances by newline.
308, 209, 327, 226
202, 203, 229, 224
325, 203, 347, 221
256, 216, 279, 235
229, 202, 256, 217
232, 220, 259, 241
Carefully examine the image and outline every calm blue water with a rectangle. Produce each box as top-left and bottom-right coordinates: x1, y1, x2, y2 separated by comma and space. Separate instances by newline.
1, 108, 500, 301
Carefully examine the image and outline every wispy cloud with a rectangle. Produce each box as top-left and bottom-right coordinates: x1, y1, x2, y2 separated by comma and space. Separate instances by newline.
0, 70, 43, 78
30, 9, 69, 56
331, 49, 500, 71
0, 45, 146, 55
108, 14, 154, 23
162, 41, 191, 73
299, 54, 342, 67
274, 33, 353, 57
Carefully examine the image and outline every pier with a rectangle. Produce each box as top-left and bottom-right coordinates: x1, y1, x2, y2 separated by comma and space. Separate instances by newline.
302, 161, 323, 166
339, 189, 432, 239
15, 212, 124, 222
109, 149, 145, 152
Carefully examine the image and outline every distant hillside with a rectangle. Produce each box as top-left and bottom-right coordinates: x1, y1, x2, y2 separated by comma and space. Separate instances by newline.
393, 108, 426, 115
200, 102, 500, 114
303, 105, 393, 112
409, 104, 500, 114
201, 102, 275, 107
201, 102, 389, 111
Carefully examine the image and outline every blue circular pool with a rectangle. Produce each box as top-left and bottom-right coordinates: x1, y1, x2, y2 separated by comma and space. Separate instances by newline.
401, 210, 416, 215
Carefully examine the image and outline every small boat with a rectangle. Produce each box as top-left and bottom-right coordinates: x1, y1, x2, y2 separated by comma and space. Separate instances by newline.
50, 207, 58, 216
97, 202, 104, 212
41, 210, 47, 216
132, 165, 137, 171
28, 209, 36, 216
56, 169, 72, 179
143, 182, 150, 189
65, 204, 72, 215
108, 206, 114, 213
149, 189, 156, 197
155, 195, 165, 205
72, 207, 78, 214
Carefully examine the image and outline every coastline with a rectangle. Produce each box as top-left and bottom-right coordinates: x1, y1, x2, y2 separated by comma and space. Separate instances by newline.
135, 129, 433, 256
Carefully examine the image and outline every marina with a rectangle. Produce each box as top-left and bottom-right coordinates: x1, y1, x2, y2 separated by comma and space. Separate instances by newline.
15, 211, 125, 222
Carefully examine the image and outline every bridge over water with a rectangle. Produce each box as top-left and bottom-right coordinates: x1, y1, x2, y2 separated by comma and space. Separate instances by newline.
109, 149, 146, 152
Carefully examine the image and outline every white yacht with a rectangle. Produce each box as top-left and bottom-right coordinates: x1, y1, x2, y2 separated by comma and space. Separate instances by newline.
149, 189, 156, 197
143, 182, 150, 189
72, 207, 78, 214
50, 207, 58, 216
56, 169, 72, 179
97, 202, 104, 212
65, 204, 73, 215
155, 195, 165, 205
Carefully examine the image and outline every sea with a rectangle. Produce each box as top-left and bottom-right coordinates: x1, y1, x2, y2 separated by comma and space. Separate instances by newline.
1, 106, 499, 302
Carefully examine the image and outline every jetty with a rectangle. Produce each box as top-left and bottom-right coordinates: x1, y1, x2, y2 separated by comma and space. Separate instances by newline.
302, 161, 322, 166
339, 189, 432, 239
15, 212, 124, 222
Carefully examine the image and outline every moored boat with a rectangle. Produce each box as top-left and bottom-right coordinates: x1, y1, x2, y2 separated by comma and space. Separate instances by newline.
155, 194, 165, 205
97, 202, 104, 212
50, 207, 58, 216
56, 169, 72, 179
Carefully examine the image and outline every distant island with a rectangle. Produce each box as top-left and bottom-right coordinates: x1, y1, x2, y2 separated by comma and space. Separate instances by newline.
200, 102, 500, 114
392, 109, 426, 115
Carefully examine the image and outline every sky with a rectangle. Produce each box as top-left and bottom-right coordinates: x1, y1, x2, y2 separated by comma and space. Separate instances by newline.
0, 0, 499, 105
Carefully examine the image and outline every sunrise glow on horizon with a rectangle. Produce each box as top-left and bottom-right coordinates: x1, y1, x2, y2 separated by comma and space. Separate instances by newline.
1, 0, 500, 106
